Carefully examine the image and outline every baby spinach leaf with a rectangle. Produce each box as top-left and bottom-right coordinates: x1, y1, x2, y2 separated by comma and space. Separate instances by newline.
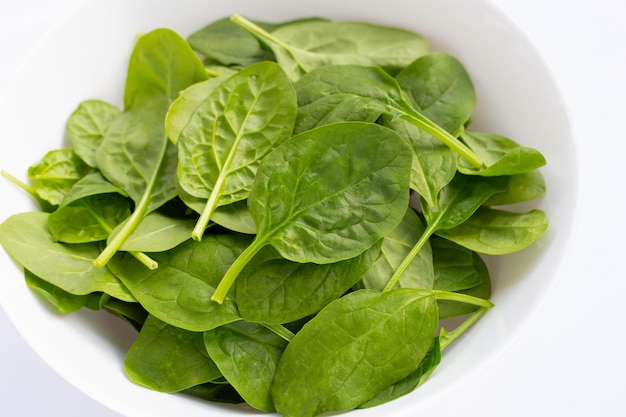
102, 298, 148, 331
125, 315, 221, 393
458, 131, 546, 176
27, 149, 91, 206
396, 52, 476, 136
0, 212, 135, 302
188, 17, 275, 66
177, 61, 297, 240
432, 237, 492, 319
108, 234, 252, 331
24, 269, 92, 314
359, 208, 434, 291
204, 321, 287, 412
435, 207, 549, 255
384, 173, 508, 291
165, 76, 227, 145
358, 337, 442, 409
93, 28, 207, 267
271, 289, 439, 417
236, 241, 381, 325
384, 119, 456, 208
381, 52, 474, 206
232, 15, 428, 80
485, 170, 546, 206
66, 99, 121, 167
183, 382, 243, 404
113, 212, 195, 252
294, 64, 483, 168
430, 235, 483, 292
212, 122, 412, 303
48, 193, 131, 243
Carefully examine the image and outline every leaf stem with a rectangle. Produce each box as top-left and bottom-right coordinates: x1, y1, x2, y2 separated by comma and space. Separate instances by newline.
212, 236, 267, 304
400, 110, 483, 169
433, 290, 494, 309
263, 323, 295, 342
1, 170, 36, 197
230, 14, 291, 50
439, 306, 489, 350
192, 187, 221, 241
383, 222, 437, 292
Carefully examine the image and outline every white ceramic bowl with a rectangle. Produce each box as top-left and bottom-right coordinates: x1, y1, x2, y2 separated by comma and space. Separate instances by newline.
0, 0, 580, 416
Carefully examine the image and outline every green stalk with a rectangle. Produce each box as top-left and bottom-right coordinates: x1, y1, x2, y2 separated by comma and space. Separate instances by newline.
212, 236, 268, 304
440, 307, 489, 350
231, 14, 291, 50
264, 323, 295, 342
433, 290, 494, 309
1, 170, 36, 196
192, 182, 223, 241
400, 110, 483, 169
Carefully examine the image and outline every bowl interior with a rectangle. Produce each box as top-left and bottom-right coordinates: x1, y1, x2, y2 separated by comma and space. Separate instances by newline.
0, 0, 580, 416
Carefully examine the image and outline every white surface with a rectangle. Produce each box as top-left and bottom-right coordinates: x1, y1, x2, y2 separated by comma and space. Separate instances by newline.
0, 1, 623, 416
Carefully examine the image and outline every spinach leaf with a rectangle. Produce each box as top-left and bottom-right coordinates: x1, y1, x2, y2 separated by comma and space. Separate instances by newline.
108, 233, 252, 331
236, 241, 381, 324
432, 236, 492, 319
165, 76, 227, 145
458, 131, 546, 176
48, 193, 131, 243
182, 382, 243, 404
66, 99, 121, 167
27, 149, 91, 206
271, 289, 439, 417
125, 315, 221, 393
383, 173, 508, 291
232, 15, 428, 80
294, 64, 483, 168
48, 173, 131, 243
383, 52, 475, 206
0, 212, 135, 302
359, 207, 434, 291
24, 269, 93, 314
113, 212, 195, 252
212, 122, 412, 303
435, 207, 549, 255
93, 28, 207, 268
485, 170, 546, 206
177, 61, 297, 240
204, 321, 287, 412
358, 337, 442, 409
102, 298, 148, 331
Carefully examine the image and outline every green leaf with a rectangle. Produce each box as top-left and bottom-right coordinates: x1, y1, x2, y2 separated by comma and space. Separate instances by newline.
0, 212, 135, 301
24, 269, 92, 314
27, 149, 91, 206
204, 321, 287, 412
358, 337, 441, 408
66, 99, 122, 167
232, 15, 429, 80
114, 211, 196, 252
125, 315, 221, 392
271, 289, 439, 417
93, 28, 207, 267
177, 61, 297, 240
458, 131, 546, 176
484, 170, 546, 206
211, 122, 412, 303
435, 207, 549, 255
360, 208, 434, 291
294, 64, 483, 168
108, 234, 252, 331
236, 241, 381, 324
165, 76, 227, 145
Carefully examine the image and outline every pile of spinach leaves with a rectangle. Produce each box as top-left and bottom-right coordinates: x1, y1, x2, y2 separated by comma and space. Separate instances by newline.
0, 14, 549, 417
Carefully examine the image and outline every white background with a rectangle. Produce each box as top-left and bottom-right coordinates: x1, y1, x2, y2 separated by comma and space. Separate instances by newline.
1, 0, 625, 416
